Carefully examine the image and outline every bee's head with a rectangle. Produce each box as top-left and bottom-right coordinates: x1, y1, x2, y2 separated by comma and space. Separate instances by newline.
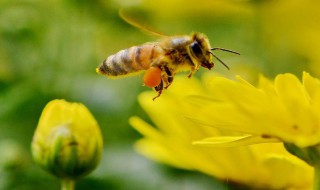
188, 33, 214, 69
189, 33, 239, 70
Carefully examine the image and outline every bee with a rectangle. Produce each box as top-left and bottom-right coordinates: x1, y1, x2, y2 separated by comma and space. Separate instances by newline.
96, 14, 239, 100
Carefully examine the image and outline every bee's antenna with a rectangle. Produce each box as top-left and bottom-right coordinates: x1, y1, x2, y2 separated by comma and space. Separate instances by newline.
211, 47, 240, 55
209, 48, 240, 70
209, 52, 230, 70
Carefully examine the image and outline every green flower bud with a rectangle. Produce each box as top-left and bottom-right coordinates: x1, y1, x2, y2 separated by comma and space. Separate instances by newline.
31, 100, 103, 180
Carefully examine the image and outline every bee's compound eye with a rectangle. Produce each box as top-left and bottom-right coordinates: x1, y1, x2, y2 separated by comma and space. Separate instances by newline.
143, 67, 162, 88
190, 41, 202, 56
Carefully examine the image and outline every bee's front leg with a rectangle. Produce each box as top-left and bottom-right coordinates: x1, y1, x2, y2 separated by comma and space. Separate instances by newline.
188, 66, 198, 78
153, 80, 163, 101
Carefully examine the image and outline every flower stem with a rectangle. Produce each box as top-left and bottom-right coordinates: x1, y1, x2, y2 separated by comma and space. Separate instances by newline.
314, 165, 320, 190
61, 179, 75, 190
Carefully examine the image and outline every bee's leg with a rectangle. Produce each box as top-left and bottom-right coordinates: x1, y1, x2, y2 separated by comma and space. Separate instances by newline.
151, 61, 173, 89
187, 66, 197, 78
163, 66, 173, 89
153, 80, 163, 101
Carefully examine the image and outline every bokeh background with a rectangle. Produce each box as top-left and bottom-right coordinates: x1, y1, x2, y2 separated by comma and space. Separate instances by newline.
1, 0, 319, 189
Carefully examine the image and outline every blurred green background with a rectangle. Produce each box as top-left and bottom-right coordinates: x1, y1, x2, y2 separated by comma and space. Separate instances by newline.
0, 0, 319, 189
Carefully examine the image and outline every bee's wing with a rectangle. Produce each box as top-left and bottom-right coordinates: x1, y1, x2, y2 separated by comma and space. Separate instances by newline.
119, 9, 168, 38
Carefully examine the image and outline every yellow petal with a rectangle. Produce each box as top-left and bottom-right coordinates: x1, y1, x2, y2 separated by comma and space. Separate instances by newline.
134, 139, 191, 169
261, 155, 313, 189
193, 135, 279, 147
303, 72, 320, 101
129, 116, 164, 142
274, 73, 310, 109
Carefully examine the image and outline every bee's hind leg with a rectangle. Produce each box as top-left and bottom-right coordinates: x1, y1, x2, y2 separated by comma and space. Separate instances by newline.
163, 66, 173, 89
153, 80, 163, 101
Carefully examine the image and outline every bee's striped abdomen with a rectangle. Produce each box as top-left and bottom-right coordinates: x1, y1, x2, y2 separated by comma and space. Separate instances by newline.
97, 44, 158, 77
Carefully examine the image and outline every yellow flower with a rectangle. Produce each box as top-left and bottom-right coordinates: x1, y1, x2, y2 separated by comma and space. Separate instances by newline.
130, 76, 313, 190
31, 99, 103, 180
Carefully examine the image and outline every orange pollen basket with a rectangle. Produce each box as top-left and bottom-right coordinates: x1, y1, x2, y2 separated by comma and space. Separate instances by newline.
143, 67, 162, 87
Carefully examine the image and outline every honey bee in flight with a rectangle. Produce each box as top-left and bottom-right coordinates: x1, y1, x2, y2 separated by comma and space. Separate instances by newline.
96, 13, 239, 100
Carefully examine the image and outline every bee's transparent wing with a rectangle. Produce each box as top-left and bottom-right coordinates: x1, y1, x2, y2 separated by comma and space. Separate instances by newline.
119, 9, 168, 38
